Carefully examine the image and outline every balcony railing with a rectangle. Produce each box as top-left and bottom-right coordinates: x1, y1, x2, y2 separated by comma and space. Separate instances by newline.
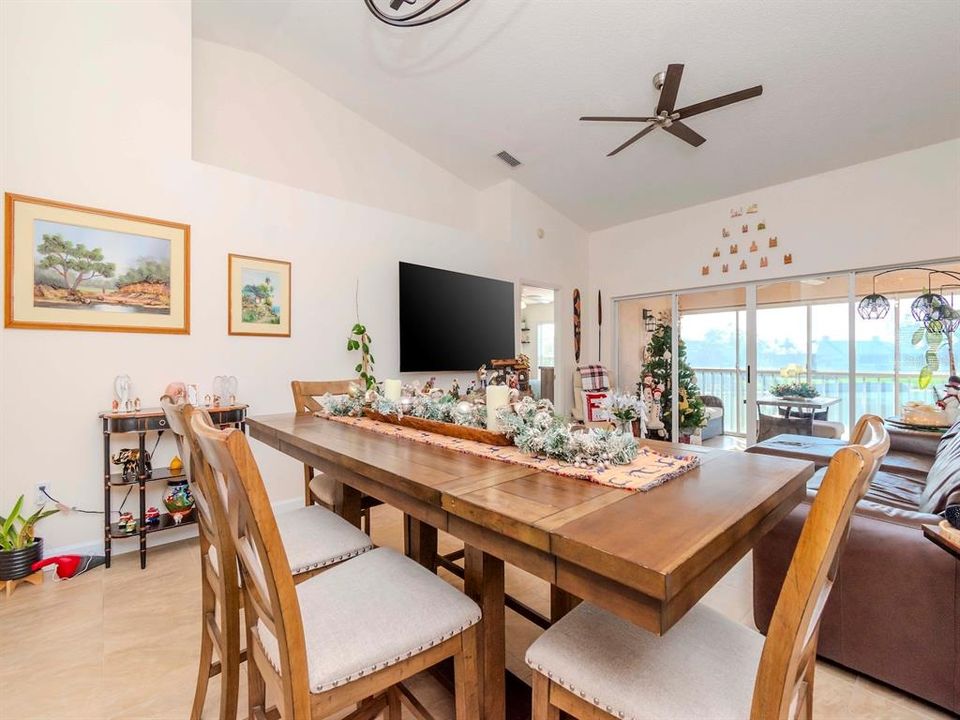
691, 367, 943, 437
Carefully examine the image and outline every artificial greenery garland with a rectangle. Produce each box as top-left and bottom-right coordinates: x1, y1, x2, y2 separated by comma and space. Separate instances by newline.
319, 390, 639, 469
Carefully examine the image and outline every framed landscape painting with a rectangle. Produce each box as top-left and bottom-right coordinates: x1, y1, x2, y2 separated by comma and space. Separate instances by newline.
228, 254, 291, 337
4, 193, 189, 333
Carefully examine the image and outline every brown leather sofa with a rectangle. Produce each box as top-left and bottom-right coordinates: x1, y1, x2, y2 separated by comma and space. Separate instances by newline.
752, 421, 960, 714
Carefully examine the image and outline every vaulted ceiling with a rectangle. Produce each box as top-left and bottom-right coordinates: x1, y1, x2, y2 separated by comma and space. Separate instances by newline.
193, 0, 960, 230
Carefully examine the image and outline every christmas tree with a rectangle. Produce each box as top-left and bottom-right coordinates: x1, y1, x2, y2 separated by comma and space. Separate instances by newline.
638, 317, 707, 439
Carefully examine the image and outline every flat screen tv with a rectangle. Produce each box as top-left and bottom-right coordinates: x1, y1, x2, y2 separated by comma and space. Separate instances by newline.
399, 262, 515, 372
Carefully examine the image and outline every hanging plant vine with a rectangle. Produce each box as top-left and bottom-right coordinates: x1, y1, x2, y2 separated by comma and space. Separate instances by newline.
347, 280, 376, 390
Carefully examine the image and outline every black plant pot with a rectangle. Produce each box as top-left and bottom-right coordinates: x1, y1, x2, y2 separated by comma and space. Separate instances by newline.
0, 538, 43, 581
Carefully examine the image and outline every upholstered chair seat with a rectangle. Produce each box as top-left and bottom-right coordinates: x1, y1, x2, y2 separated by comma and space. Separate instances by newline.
256, 547, 482, 694
526, 602, 762, 720
208, 503, 374, 575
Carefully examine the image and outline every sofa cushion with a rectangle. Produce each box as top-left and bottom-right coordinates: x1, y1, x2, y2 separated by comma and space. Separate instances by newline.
807, 467, 925, 511
704, 406, 723, 421
918, 416, 960, 513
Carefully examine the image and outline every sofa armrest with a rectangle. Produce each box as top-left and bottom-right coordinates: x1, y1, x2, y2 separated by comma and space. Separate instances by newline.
701, 394, 723, 409
850, 499, 942, 529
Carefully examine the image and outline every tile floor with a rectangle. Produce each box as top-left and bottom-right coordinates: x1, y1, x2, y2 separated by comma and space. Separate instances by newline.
0, 504, 951, 720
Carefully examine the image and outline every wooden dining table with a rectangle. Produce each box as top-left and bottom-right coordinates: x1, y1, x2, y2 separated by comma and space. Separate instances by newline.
248, 413, 814, 720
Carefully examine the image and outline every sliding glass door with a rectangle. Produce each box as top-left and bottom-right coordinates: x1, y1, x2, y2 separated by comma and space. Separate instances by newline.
615, 258, 960, 447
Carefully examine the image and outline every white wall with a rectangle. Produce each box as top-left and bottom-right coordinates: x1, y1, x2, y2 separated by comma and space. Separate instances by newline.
0, 1, 588, 553
590, 140, 960, 379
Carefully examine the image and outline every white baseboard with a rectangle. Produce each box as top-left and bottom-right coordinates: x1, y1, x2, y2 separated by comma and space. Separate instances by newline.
43, 496, 305, 559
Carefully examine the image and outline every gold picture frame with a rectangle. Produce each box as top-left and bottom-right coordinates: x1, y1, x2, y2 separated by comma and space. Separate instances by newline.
227, 254, 291, 337
4, 193, 189, 333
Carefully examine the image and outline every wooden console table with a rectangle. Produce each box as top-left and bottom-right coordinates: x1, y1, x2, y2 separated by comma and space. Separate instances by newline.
100, 404, 247, 569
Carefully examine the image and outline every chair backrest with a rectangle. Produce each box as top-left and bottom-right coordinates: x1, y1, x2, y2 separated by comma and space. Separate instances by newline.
160, 399, 240, 589
750, 415, 889, 719
291, 379, 357, 416
190, 416, 311, 717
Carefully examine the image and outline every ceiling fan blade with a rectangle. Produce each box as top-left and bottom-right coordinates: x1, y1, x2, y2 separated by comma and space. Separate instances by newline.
607, 123, 656, 156
675, 85, 763, 119
580, 116, 658, 122
656, 63, 684, 114
663, 121, 706, 147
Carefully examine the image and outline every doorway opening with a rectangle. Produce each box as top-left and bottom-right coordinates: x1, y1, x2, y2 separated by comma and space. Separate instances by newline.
521, 285, 556, 402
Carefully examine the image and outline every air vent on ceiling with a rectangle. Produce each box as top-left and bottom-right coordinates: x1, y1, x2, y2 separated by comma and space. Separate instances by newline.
496, 150, 522, 168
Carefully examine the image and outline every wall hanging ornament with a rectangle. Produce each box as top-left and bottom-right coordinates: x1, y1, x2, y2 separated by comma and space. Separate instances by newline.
597, 290, 603, 362
573, 288, 582, 364
757, 220, 766, 230
731, 207, 743, 217
713, 247, 721, 257
729, 244, 738, 254
746, 203, 758, 214
741, 224, 749, 233
760, 256, 769, 268
749, 241, 758, 252
784, 253, 793, 264
701, 266, 710, 276
739, 260, 748, 270
721, 228, 730, 238
769, 236, 778, 248
722, 263, 729, 273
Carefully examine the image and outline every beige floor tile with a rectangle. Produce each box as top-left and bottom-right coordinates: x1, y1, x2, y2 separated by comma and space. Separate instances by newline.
0, 504, 952, 720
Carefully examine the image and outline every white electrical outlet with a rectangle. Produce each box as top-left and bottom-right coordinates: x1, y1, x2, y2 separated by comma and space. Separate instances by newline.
35, 483, 49, 507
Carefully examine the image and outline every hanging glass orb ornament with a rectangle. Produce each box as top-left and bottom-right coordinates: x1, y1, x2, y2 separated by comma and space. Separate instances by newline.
857, 293, 890, 320
911, 291, 953, 331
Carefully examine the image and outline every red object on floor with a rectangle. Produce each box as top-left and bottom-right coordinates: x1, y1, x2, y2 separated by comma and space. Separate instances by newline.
32, 554, 105, 579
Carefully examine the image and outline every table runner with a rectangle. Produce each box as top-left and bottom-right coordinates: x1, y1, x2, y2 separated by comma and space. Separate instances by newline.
322, 414, 700, 492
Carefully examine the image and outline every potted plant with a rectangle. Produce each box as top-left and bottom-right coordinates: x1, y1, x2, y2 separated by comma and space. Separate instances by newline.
769, 381, 820, 400
0, 495, 58, 581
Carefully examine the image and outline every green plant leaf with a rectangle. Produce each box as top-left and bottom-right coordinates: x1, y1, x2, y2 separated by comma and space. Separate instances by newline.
355, 363, 362, 373
361, 343, 369, 354
919, 366, 933, 389
927, 331, 943, 349
912, 327, 925, 346
368, 355, 375, 364
1, 495, 24, 545
925, 350, 940, 372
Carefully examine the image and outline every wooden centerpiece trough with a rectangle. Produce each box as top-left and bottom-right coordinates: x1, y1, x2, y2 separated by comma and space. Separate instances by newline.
362, 408, 513, 446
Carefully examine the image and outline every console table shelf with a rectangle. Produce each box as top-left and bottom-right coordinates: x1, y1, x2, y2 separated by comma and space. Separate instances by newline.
100, 404, 247, 569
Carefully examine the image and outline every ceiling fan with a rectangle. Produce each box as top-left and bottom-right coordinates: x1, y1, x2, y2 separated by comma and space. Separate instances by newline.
581, 64, 762, 156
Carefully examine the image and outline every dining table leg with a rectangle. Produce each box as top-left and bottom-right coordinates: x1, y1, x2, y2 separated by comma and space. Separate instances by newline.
333, 479, 363, 528
404, 516, 439, 572
464, 544, 506, 720
550, 585, 581, 623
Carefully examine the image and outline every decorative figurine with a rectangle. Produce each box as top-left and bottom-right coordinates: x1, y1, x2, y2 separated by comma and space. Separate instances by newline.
111, 399, 119, 412
477, 364, 487, 388
118, 511, 136, 534
421, 377, 436, 394
186, 384, 200, 405
163, 382, 186, 403
449, 379, 461, 399
936, 376, 960, 424
169, 455, 184, 474
203, 394, 212, 406
114, 375, 131, 413
133, 397, 141, 412
144, 506, 160, 525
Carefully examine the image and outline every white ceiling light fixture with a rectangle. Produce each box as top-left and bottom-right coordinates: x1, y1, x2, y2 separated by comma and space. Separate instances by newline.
364, 0, 473, 28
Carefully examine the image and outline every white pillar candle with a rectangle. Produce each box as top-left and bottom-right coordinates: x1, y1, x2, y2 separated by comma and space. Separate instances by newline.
383, 379, 402, 402
486, 385, 510, 432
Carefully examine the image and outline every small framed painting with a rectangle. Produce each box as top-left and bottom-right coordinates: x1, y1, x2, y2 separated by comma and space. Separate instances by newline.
228, 254, 291, 337
4, 193, 189, 333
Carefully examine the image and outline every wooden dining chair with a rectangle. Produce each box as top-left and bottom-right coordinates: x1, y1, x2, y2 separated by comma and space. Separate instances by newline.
190, 415, 483, 720
291, 380, 384, 534
161, 400, 376, 720
526, 415, 889, 720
